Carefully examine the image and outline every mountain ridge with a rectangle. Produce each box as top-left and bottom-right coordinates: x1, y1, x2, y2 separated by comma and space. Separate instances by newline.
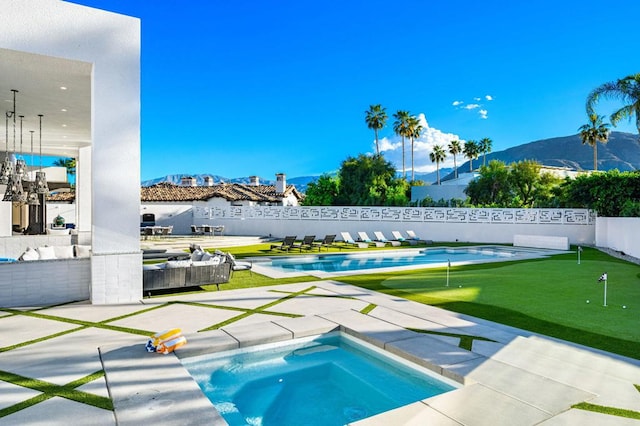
142, 131, 640, 191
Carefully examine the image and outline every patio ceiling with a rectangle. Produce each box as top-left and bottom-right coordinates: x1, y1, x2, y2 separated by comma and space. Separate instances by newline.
0, 47, 91, 159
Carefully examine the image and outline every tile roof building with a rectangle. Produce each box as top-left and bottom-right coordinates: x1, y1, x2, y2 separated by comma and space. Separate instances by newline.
141, 181, 303, 204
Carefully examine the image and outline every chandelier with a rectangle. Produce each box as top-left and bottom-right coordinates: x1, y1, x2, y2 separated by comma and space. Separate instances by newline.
1, 90, 49, 204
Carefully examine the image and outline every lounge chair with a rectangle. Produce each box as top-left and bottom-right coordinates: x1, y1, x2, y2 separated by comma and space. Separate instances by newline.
340, 232, 369, 249
392, 230, 416, 245
225, 252, 252, 276
373, 231, 402, 247
313, 234, 337, 251
270, 235, 297, 251
291, 235, 316, 252
406, 230, 432, 245
357, 231, 386, 248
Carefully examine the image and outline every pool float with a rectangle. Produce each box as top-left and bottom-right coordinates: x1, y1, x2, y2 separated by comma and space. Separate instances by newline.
146, 328, 187, 354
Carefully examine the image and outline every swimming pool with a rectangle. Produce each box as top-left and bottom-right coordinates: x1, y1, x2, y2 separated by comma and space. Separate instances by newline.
253, 245, 554, 278
182, 332, 458, 426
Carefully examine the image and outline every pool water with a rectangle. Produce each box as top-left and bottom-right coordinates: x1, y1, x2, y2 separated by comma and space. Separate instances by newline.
265, 247, 517, 274
182, 333, 457, 426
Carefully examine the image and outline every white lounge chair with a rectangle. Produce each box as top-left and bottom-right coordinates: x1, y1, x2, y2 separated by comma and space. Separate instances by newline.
374, 231, 402, 247
340, 232, 368, 249
406, 230, 432, 245
357, 231, 386, 248
391, 230, 415, 245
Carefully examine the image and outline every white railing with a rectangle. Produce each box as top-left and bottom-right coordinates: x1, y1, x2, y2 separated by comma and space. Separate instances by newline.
194, 206, 594, 225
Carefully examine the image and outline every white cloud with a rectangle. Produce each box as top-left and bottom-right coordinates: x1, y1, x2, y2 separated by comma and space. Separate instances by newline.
454, 95, 494, 119
377, 113, 465, 174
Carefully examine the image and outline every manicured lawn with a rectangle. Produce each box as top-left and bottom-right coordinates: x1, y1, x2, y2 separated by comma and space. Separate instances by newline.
336, 247, 640, 359
199, 244, 640, 359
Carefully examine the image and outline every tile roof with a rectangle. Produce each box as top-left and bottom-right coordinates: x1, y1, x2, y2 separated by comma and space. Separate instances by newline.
140, 182, 304, 203
47, 192, 76, 202
47, 183, 304, 203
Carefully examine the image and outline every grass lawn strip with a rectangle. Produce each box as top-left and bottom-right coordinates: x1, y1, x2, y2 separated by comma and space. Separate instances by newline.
573, 402, 640, 420
0, 370, 112, 418
360, 303, 377, 314
407, 327, 496, 351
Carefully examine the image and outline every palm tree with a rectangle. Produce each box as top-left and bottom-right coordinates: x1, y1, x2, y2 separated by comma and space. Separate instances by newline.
586, 73, 640, 134
448, 140, 462, 179
429, 144, 447, 185
578, 114, 610, 171
393, 110, 411, 179
407, 115, 423, 181
479, 137, 493, 166
53, 157, 76, 177
365, 104, 388, 155
463, 140, 480, 172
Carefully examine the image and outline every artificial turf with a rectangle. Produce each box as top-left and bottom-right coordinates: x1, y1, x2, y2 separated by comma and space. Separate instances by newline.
335, 247, 640, 359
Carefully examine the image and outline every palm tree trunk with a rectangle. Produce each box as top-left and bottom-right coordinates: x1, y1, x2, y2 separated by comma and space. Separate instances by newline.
402, 137, 406, 179
374, 129, 379, 156
593, 144, 598, 171
411, 137, 414, 181
437, 162, 440, 185
469, 158, 473, 172
454, 155, 458, 179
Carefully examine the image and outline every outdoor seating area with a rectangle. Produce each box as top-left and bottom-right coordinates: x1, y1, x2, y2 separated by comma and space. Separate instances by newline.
140, 225, 173, 239
143, 247, 232, 292
191, 225, 225, 236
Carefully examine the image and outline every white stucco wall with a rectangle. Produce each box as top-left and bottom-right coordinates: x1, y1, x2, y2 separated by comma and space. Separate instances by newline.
596, 217, 640, 259
1, 1, 141, 304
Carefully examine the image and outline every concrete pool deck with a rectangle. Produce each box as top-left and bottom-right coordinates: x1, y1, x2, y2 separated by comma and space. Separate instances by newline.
1, 281, 639, 425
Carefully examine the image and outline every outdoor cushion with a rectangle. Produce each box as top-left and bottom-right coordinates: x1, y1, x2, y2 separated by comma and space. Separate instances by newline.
143, 263, 164, 270
53, 245, 75, 259
19, 247, 39, 261
37, 246, 57, 260
190, 249, 205, 262
74, 245, 91, 258
166, 259, 192, 268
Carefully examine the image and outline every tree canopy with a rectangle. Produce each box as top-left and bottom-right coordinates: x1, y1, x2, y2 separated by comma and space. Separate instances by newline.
302, 154, 409, 206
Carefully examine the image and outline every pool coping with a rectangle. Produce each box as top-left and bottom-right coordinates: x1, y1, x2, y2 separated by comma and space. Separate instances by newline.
98, 295, 607, 426
250, 245, 570, 279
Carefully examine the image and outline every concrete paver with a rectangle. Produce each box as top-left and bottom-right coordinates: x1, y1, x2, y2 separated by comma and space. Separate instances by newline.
0, 381, 41, 410
351, 400, 462, 425
0, 396, 116, 426
273, 292, 369, 315
108, 303, 242, 334
0, 315, 79, 348
425, 384, 552, 426
386, 335, 484, 378
38, 301, 147, 323
100, 344, 225, 426
319, 309, 418, 348
220, 320, 292, 347
0, 327, 140, 385
272, 315, 339, 338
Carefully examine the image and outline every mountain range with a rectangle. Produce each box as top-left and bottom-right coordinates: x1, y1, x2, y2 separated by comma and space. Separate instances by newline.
142, 131, 640, 191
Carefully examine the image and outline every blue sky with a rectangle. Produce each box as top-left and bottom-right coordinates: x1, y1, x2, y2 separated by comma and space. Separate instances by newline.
69, 0, 640, 181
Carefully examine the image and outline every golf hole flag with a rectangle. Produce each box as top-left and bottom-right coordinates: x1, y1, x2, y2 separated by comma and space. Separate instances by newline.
598, 272, 608, 282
